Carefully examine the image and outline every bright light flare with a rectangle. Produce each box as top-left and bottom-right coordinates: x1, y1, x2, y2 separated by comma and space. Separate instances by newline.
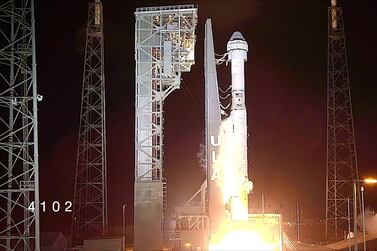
364, 178, 377, 184
209, 220, 280, 251
209, 230, 275, 251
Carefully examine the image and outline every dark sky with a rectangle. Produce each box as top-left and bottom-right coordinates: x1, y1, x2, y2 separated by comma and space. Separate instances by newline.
35, 0, 377, 235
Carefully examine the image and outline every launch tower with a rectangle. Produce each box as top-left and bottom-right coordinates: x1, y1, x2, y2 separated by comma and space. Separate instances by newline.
325, 0, 359, 240
0, 0, 40, 250
134, 5, 197, 250
71, 0, 107, 246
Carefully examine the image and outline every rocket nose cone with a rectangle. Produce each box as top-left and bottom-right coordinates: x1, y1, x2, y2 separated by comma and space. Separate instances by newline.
229, 31, 246, 42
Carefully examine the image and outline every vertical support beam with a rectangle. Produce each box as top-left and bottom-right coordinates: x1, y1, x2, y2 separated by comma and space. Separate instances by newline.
0, 0, 40, 250
325, 1, 360, 240
71, 0, 107, 247
134, 5, 197, 250
31, 1, 40, 249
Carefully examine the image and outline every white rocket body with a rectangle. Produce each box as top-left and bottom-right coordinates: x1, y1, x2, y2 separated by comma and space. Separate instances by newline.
227, 32, 252, 221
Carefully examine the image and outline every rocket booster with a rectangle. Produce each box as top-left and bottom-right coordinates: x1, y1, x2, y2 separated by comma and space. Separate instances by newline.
227, 32, 253, 221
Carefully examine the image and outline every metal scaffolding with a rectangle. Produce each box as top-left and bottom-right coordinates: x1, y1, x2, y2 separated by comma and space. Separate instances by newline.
325, 1, 359, 240
71, 0, 107, 246
134, 5, 197, 250
0, 0, 40, 250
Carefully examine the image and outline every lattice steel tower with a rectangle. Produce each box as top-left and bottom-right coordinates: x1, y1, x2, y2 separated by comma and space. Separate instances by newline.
71, 0, 107, 246
326, 0, 359, 240
0, 0, 40, 250
134, 5, 197, 250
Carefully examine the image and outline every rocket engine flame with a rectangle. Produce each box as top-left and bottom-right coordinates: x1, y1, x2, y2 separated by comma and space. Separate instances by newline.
209, 119, 278, 251
211, 118, 252, 218
209, 229, 276, 251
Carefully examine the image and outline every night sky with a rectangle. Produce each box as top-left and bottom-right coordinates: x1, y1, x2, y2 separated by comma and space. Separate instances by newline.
35, 0, 377, 235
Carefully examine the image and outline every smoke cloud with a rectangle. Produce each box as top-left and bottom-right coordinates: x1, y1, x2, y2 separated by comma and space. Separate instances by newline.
358, 207, 377, 234
196, 143, 206, 173
364, 208, 377, 233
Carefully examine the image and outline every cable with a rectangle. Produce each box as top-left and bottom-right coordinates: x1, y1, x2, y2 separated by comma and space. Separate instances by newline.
219, 85, 231, 93
181, 78, 204, 116
219, 93, 231, 100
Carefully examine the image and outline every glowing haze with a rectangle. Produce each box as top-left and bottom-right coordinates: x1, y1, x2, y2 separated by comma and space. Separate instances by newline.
209, 119, 279, 250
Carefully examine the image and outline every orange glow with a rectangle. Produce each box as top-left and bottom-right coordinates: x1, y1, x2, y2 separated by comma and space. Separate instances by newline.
212, 118, 252, 220
209, 119, 280, 250
209, 220, 279, 251
364, 178, 377, 184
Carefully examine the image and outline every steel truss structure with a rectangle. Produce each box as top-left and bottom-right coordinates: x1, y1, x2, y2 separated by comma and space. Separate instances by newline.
0, 0, 40, 250
134, 5, 197, 250
71, 0, 107, 246
325, 2, 359, 240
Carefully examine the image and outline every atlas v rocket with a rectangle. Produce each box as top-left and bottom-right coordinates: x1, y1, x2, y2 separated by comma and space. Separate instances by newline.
227, 31, 253, 221
205, 19, 253, 235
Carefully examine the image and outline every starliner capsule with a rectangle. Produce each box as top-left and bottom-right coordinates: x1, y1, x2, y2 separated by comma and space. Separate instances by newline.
227, 31, 253, 221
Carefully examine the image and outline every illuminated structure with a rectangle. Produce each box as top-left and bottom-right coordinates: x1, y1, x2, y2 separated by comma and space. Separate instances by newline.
0, 0, 40, 250
71, 0, 107, 246
168, 20, 221, 250
205, 17, 254, 239
171, 19, 282, 251
134, 5, 197, 250
205, 18, 223, 237
325, 0, 359, 240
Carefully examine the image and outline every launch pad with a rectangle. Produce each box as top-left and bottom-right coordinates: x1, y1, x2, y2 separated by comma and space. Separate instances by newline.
132, 4, 285, 248
1, 1, 372, 251
171, 212, 282, 251
209, 214, 282, 251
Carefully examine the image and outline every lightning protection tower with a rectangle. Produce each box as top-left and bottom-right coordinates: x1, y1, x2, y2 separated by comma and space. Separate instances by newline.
0, 0, 40, 250
134, 5, 197, 250
326, 0, 359, 240
71, 0, 107, 246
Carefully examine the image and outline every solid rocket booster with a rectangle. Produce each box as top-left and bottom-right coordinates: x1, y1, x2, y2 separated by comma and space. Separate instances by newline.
227, 32, 253, 221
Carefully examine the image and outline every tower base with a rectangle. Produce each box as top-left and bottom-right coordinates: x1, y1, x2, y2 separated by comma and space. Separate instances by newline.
134, 181, 163, 251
